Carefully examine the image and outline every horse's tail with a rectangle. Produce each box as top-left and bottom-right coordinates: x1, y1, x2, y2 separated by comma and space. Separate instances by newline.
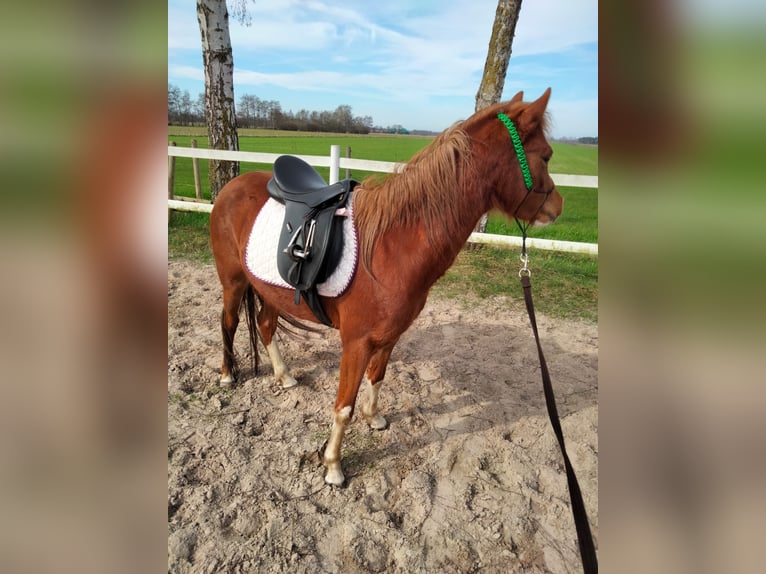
243, 284, 261, 376
239, 284, 321, 379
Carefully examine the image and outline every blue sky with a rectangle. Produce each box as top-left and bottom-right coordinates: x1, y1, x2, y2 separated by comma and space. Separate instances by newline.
168, 0, 597, 137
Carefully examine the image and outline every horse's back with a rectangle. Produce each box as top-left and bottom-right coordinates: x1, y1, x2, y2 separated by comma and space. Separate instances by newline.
213, 171, 272, 218
212, 171, 272, 242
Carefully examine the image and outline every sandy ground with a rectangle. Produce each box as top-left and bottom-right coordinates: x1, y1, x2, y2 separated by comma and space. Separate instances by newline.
168, 259, 598, 573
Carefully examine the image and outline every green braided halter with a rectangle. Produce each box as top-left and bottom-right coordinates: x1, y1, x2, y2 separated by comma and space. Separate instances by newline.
497, 113, 533, 191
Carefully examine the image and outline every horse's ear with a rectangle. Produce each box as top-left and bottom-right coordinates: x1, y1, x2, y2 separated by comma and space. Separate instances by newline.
518, 87, 551, 134
509, 90, 524, 103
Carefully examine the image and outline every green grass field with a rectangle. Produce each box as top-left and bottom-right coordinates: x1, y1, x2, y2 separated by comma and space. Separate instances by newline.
168, 128, 598, 321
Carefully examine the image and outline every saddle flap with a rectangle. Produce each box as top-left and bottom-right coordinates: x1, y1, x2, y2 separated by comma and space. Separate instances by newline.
276, 205, 340, 291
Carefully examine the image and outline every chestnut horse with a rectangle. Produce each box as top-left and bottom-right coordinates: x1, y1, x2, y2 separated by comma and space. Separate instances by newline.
210, 89, 562, 485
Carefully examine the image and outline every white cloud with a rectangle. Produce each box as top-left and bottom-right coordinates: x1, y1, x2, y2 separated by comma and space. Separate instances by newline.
226, 0, 378, 53
235, 69, 354, 92
229, 19, 338, 52
510, 0, 598, 56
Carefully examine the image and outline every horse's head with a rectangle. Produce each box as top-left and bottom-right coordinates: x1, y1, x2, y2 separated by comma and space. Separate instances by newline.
483, 88, 563, 227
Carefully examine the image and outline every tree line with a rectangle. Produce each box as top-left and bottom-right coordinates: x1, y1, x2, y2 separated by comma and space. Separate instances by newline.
169, 84, 378, 134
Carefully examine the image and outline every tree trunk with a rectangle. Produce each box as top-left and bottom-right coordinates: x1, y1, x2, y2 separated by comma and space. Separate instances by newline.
475, 0, 523, 111
472, 0, 523, 237
197, 0, 239, 202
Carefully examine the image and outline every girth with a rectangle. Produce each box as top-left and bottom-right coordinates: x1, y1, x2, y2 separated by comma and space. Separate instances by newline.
267, 155, 359, 327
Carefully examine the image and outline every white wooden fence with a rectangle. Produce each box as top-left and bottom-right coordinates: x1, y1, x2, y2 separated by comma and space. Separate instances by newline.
168, 144, 598, 255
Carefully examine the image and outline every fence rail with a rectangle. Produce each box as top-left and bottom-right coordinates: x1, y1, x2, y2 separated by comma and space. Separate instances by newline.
168, 145, 598, 255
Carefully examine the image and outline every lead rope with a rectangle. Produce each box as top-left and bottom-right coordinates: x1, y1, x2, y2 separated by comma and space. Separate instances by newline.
499, 111, 597, 573
518, 229, 598, 574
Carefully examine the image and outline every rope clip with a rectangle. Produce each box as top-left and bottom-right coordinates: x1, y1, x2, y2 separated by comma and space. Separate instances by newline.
519, 252, 531, 277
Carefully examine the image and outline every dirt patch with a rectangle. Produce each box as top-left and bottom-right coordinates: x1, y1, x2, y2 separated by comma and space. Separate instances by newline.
168, 259, 598, 573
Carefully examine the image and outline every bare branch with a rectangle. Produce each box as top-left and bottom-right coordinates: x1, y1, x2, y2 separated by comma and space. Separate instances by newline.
229, 0, 254, 26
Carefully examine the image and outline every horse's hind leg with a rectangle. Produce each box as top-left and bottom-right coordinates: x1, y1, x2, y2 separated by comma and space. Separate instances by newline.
257, 303, 298, 389
219, 276, 248, 386
361, 345, 394, 430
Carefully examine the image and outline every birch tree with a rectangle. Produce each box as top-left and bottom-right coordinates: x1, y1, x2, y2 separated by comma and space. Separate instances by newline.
196, 0, 240, 201
473, 0, 523, 234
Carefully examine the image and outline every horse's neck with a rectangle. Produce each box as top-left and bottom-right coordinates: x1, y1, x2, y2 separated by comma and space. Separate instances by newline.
363, 129, 498, 286
393, 182, 491, 287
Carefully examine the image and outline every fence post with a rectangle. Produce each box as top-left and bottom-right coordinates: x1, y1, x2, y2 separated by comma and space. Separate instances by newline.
345, 146, 351, 179
191, 139, 202, 200
168, 141, 176, 197
329, 144, 340, 184
168, 141, 176, 221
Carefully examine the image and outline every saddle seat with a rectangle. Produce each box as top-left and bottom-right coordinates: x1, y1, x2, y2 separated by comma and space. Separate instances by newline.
265, 155, 359, 327
267, 155, 349, 207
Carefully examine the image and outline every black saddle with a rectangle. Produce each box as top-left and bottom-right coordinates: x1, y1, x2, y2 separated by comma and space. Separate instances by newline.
267, 155, 358, 327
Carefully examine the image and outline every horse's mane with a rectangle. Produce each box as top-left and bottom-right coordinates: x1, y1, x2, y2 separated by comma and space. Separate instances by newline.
353, 124, 475, 271
352, 99, 550, 272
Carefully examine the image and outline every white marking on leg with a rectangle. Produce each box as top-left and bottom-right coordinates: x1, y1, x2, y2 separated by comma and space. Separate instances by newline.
361, 375, 388, 430
220, 373, 235, 386
266, 341, 298, 388
324, 406, 352, 485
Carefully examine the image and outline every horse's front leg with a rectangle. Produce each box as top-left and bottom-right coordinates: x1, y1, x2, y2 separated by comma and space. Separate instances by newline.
361, 345, 395, 430
323, 339, 372, 486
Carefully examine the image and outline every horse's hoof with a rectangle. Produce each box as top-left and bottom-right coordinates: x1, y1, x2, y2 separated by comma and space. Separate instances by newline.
324, 465, 345, 486
280, 375, 298, 389
220, 374, 235, 387
366, 414, 388, 430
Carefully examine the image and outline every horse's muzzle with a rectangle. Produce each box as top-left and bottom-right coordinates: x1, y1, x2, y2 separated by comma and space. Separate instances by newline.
531, 188, 563, 226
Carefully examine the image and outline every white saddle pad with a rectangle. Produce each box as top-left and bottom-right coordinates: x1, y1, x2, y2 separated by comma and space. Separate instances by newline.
244, 197, 358, 297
